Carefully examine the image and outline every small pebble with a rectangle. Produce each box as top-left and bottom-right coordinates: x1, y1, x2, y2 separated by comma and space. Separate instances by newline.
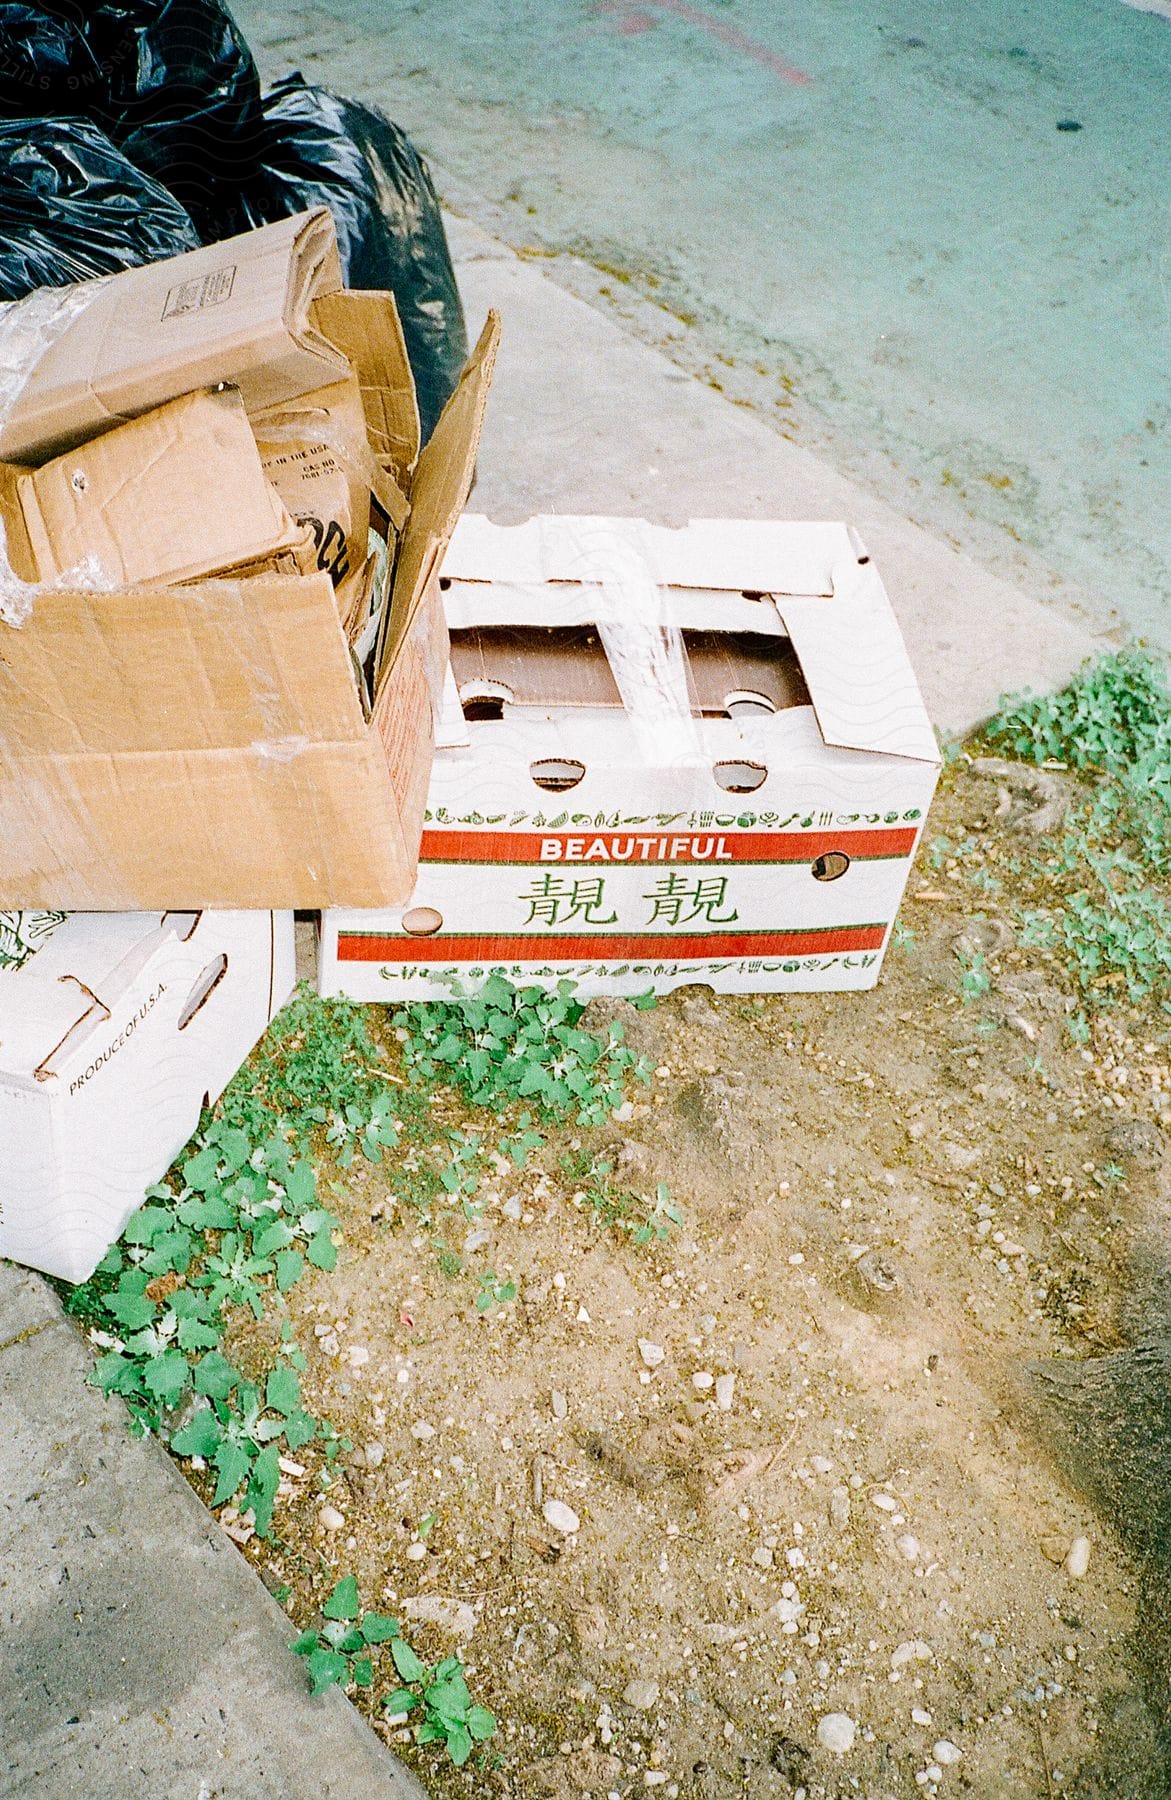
817, 1712, 856, 1755
623, 1678, 660, 1711
715, 1373, 736, 1411
1065, 1535, 1091, 1579
892, 1640, 933, 1668
411, 1420, 436, 1441
406, 1541, 428, 1561
552, 1389, 568, 1419
639, 1340, 665, 1369
365, 1440, 386, 1469
896, 1534, 921, 1561
925, 1764, 943, 1784
544, 1499, 581, 1535
692, 1371, 714, 1392
752, 1546, 774, 1569
811, 1456, 833, 1475
934, 1740, 962, 1766
911, 1708, 933, 1727
318, 1505, 345, 1532
830, 1490, 851, 1528
872, 1492, 898, 1512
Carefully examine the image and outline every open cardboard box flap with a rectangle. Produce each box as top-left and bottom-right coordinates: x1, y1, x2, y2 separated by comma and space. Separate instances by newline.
441, 514, 939, 766
374, 311, 501, 698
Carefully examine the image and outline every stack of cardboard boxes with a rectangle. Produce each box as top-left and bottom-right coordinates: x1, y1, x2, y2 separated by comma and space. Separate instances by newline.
0, 211, 939, 1282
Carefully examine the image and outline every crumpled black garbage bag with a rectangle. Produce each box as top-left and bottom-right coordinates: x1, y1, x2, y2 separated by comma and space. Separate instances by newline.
82, 0, 265, 232
0, 4, 104, 121
0, 117, 201, 300
219, 77, 468, 443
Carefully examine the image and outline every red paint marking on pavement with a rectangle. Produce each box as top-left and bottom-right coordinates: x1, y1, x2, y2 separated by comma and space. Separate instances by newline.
646, 0, 811, 84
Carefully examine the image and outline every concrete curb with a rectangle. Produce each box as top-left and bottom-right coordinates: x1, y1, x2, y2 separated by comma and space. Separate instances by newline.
0, 1263, 425, 1800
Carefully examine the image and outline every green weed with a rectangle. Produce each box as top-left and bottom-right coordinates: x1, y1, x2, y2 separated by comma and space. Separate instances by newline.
566, 1153, 682, 1247
392, 974, 653, 1125
383, 1639, 497, 1768
984, 650, 1171, 1011
291, 1570, 498, 1770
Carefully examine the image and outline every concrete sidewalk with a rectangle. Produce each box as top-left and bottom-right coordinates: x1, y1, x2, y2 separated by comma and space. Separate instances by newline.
445, 206, 1114, 734
0, 1263, 424, 1800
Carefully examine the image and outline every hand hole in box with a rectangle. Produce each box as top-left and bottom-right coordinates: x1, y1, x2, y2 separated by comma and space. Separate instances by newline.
811, 851, 851, 882
724, 689, 777, 719
530, 757, 586, 793
713, 759, 767, 794
460, 679, 513, 722
401, 906, 444, 937
178, 953, 228, 1030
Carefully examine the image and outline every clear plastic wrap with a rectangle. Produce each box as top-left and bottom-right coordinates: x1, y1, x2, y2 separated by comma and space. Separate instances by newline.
0, 279, 118, 625
558, 518, 702, 766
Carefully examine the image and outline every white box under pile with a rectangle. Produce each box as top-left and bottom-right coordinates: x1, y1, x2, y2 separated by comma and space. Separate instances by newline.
0, 910, 295, 1282
319, 515, 941, 1002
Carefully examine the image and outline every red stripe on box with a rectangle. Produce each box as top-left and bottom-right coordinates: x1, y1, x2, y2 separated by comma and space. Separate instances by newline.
336, 924, 888, 964
419, 826, 916, 865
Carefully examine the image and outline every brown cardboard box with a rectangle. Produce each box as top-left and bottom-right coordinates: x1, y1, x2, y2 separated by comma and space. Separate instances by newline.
0, 210, 347, 465
0, 308, 501, 910
16, 388, 309, 588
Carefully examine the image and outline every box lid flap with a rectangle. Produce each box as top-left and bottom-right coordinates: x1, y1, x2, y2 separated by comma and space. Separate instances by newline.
444, 514, 854, 595
312, 289, 420, 488
0, 911, 165, 1079
776, 558, 940, 764
375, 311, 501, 694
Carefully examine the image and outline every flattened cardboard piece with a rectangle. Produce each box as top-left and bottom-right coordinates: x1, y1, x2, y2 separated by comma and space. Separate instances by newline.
0, 908, 295, 1282
18, 388, 304, 588
0, 209, 346, 465
374, 310, 501, 696
320, 515, 941, 1002
312, 289, 420, 489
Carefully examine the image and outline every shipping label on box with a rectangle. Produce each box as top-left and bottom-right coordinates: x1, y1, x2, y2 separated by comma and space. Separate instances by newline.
319, 515, 941, 1001
0, 910, 295, 1282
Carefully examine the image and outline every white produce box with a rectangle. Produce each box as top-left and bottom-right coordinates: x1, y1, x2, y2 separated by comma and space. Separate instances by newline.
0, 909, 294, 1282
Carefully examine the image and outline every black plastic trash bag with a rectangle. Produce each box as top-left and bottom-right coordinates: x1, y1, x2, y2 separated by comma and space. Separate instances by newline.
222, 77, 468, 443
0, 117, 200, 300
0, 4, 104, 122
84, 0, 265, 233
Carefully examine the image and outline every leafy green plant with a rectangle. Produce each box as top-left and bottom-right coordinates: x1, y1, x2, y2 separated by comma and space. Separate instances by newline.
383, 1639, 497, 1768
291, 1577, 497, 1768
393, 974, 653, 1125
291, 1575, 403, 1695
984, 650, 1171, 1012
984, 648, 1170, 772
569, 1154, 682, 1248
475, 1270, 517, 1314
955, 946, 991, 1004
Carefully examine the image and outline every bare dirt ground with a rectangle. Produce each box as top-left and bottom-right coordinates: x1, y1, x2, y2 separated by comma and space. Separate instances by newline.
219, 758, 1171, 1799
